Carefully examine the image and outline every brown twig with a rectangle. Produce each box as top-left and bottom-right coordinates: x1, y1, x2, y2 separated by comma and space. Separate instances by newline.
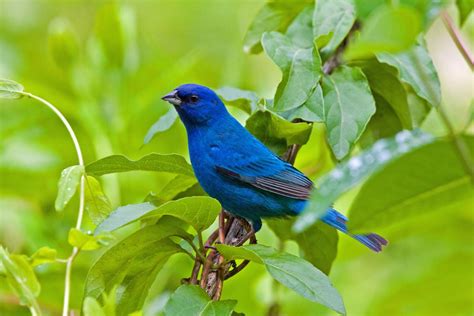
441, 10, 474, 70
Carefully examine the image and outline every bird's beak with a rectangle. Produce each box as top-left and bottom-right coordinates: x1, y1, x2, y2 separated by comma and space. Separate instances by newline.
161, 90, 182, 106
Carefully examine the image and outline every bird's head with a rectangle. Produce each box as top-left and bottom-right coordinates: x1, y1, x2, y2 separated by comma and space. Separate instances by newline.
162, 84, 228, 126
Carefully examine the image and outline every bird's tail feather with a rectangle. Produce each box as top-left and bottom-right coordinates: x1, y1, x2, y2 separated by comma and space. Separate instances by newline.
321, 209, 388, 252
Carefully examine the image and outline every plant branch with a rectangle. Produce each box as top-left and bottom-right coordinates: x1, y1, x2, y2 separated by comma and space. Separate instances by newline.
20, 92, 86, 316
441, 10, 474, 70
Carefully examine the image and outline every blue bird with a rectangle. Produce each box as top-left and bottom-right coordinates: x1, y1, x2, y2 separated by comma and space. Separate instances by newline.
162, 84, 387, 252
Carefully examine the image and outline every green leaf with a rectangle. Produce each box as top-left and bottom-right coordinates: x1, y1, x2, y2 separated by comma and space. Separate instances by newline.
85, 221, 184, 315
164, 285, 237, 316
377, 40, 441, 107
83, 287, 117, 316
345, 5, 422, 60
313, 0, 356, 55
361, 60, 412, 129
262, 32, 322, 111
217, 244, 345, 314
286, 6, 315, 49
216, 86, 260, 114
29, 247, 57, 267
349, 136, 474, 232
0, 247, 41, 314
267, 219, 338, 274
143, 108, 178, 145
243, 1, 310, 54
86, 153, 194, 177
321, 66, 376, 159
54, 165, 84, 212
245, 110, 312, 155
85, 176, 113, 225
359, 93, 404, 147
68, 228, 114, 250
293, 130, 434, 232
150, 174, 198, 204
83, 297, 106, 316
279, 84, 325, 122
0, 79, 24, 99
48, 18, 79, 69
96, 196, 221, 233
457, 0, 473, 25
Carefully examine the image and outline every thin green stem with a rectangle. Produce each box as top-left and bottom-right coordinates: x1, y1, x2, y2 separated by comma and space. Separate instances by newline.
19, 91, 86, 316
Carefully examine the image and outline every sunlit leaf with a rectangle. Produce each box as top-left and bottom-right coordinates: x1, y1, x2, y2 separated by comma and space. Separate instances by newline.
55, 165, 84, 212
321, 66, 376, 159
377, 40, 441, 107
83, 297, 106, 316
267, 219, 338, 274
216, 244, 345, 315
29, 247, 57, 267
243, 1, 310, 54
216, 86, 260, 114
456, 0, 473, 25
349, 136, 474, 232
68, 228, 114, 250
345, 5, 422, 60
85, 176, 112, 225
96, 196, 221, 233
164, 285, 237, 316
279, 85, 325, 122
0, 79, 24, 99
262, 32, 322, 112
143, 108, 178, 144
245, 110, 312, 155
293, 130, 434, 232
86, 153, 194, 177
84, 221, 185, 315
0, 247, 41, 314
313, 0, 356, 55
150, 174, 198, 204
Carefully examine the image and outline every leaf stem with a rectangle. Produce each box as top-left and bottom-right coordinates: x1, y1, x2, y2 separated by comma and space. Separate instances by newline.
440, 10, 474, 70
19, 92, 86, 316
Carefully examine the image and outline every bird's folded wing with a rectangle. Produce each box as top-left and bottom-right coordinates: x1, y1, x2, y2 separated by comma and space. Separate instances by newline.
215, 157, 313, 200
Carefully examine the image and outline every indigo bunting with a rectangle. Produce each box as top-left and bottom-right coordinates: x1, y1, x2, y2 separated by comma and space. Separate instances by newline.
162, 84, 387, 252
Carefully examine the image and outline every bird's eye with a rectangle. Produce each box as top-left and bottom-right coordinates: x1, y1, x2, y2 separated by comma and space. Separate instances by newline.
190, 95, 199, 103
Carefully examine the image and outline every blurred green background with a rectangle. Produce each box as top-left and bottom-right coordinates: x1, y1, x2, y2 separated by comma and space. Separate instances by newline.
0, 0, 472, 315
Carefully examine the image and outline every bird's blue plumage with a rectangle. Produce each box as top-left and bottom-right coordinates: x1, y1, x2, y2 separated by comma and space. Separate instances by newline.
162, 84, 387, 252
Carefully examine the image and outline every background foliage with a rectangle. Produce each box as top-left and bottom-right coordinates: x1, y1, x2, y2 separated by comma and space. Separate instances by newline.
0, 0, 473, 315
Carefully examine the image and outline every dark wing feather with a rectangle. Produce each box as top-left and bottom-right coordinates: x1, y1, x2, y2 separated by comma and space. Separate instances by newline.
216, 160, 313, 200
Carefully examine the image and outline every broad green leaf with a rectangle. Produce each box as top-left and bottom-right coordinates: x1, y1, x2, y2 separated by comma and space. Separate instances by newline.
349, 136, 474, 232
29, 247, 57, 267
86, 153, 194, 177
362, 60, 412, 129
217, 244, 345, 314
243, 1, 310, 54
83, 297, 106, 316
48, 18, 79, 69
85, 176, 112, 225
406, 89, 430, 127
68, 228, 114, 250
377, 41, 441, 107
96, 196, 221, 233
216, 86, 260, 114
267, 219, 338, 274
286, 6, 314, 49
313, 0, 356, 55
143, 108, 178, 144
262, 32, 322, 111
245, 110, 312, 155
354, 0, 385, 19
279, 84, 325, 122
345, 5, 422, 60
321, 66, 376, 159
359, 93, 403, 148
85, 222, 184, 315
55, 165, 84, 211
0, 247, 41, 315
164, 285, 237, 316
0, 79, 24, 99
293, 130, 434, 232
151, 174, 198, 204
457, 0, 473, 25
